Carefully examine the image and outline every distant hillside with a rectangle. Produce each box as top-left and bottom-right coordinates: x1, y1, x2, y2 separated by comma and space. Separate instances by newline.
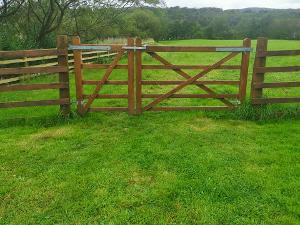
145, 7, 300, 40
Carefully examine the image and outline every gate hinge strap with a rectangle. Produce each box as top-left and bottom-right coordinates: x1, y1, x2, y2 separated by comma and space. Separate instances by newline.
69, 45, 112, 51
216, 47, 252, 52
122, 46, 147, 51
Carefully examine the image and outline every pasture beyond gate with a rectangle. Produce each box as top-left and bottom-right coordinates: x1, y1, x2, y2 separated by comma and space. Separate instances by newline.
71, 37, 252, 115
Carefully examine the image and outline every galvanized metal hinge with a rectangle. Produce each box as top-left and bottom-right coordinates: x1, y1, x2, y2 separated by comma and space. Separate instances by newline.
69, 45, 112, 51
122, 46, 147, 51
216, 47, 253, 52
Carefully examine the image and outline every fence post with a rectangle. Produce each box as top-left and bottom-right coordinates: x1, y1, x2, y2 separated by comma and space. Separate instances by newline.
135, 38, 143, 115
57, 35, 71, 117
72, 36, 84, 115
251, 37, 268, 104
239, 38, 251, 103
127, 38, 135, 115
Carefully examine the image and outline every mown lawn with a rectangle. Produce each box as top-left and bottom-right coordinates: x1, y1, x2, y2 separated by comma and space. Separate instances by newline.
0, 39, 299, 224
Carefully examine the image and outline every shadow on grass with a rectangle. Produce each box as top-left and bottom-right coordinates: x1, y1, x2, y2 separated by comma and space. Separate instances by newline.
0, 111, 79, 129
0, 102, 299, 128
204, 101, 300, 122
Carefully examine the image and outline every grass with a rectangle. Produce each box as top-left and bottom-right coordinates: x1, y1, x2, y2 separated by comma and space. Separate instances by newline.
0, 39, 300, 224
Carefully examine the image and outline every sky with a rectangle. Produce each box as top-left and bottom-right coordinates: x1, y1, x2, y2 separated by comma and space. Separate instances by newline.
165, 0, 300, 9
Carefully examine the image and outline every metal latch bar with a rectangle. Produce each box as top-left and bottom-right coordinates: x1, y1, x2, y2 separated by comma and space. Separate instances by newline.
216, 47, 252, 52
122, 46, 147, 51
69, 45, 112, 51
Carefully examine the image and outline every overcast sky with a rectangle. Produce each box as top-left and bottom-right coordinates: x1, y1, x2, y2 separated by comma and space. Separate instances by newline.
165, 0, 300, 9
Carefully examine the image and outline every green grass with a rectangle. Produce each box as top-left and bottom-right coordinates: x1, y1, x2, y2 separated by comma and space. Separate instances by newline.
0, 39, 300, 224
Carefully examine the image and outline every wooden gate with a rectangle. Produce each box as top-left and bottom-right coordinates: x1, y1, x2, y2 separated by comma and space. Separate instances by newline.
135, 38, 252, 113
72, 37, 135, 115
72, 37, 252, 115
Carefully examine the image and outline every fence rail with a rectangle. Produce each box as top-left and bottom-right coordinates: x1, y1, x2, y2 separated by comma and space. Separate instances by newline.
251, 37, 300, 105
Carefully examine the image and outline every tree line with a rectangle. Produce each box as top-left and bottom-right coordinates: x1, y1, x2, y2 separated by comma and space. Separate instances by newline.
1, 1, 300, 50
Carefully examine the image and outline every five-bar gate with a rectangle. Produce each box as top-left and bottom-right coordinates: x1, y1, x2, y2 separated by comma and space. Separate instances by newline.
71, 37, 252, 115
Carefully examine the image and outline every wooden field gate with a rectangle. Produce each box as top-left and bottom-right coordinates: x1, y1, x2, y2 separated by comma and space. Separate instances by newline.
72, 37, 252, 115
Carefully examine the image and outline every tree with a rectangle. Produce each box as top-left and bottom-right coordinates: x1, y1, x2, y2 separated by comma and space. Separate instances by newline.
0, 0, 24, 19
65, 0, 163, 41
4, 0, 163, 47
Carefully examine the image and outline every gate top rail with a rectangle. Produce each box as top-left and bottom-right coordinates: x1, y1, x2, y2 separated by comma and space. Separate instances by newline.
69, 44, 253, 53
145, 46, 253, 52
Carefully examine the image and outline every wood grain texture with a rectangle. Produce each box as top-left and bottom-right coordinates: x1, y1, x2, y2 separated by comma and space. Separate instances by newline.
239, 38, 251, 103
57, 35, 71, 116
0, 83, 68, 92
127, 38, 135, 115
251, 37, 268, 100
135, 38, 143, 114
0, 66, 67, 76
0, 99, 69, 108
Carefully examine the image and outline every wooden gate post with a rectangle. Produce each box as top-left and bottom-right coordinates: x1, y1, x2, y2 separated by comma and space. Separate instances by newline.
127, 38, 135, 115
239, 38, 251, 103
251, 37, 268, 103
135, 38, 143, 114
57, 35, 71, 116
72, 36, 84, 115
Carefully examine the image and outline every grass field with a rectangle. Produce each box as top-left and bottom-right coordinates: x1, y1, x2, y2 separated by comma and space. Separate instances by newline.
0, 39, 299, 224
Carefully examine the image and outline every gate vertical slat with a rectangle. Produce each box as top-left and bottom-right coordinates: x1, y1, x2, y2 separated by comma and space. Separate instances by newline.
135, 38, 143, 115
127, 38, 135, 115
72, 36, 84, 115
239, 38, 251, 103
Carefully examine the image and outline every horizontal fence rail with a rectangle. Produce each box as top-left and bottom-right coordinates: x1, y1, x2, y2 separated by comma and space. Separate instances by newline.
251, 37, 300, 105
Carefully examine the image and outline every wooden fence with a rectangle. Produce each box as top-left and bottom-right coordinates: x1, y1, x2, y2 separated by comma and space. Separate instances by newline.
2, 35, 300, 117
251, 38, 300, 104
0, 47, 117, 85
0, 36, 71, 116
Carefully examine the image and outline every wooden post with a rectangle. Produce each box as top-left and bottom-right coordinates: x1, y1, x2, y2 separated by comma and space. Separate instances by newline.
72, 36, 84, 115
57, 35, 71, 117
239, 38, 251, 103
135, 38, 143, 114
251, 37, 268, 104
127, 38, 135, 115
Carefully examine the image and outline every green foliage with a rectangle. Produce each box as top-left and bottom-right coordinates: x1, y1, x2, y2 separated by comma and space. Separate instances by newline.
2, 4, 300, 50
0, 39, 300, 224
